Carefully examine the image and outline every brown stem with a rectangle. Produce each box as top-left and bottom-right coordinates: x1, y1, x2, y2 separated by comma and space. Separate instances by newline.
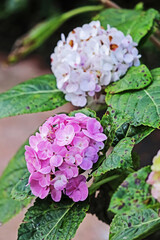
150, 35, 160, 50
100, 0, 121, 9
155, 30, 160, 38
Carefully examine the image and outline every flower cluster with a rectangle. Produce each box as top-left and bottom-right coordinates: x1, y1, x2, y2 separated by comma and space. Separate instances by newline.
51, 20, 141, 107
147, 150, 160, 202
25, 113, 107, 202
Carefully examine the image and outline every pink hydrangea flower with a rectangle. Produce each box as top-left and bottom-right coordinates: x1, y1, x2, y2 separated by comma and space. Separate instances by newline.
55, 124, 75, 146
25, 112, 107, 202
147, 150, 160, 202
59, 162, 78, 179
151, 183, 160, 202
65, 148, 83, 165
51, 21, 141, 107
83, 118, 107, 142
51, 171, 68, 191
29, 173, 50, 199
37, 141, 53, 160
65, 175, 88, 202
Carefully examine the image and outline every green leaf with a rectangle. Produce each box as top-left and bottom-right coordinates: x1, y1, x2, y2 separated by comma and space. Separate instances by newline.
110, 208, 160, 240
18, 197, 89, 240
69, 107, 97, 118
113, 122, 154, 146
101, 107, 154, 148
93, 137, 134, 177
0, 141, 31, 224
94, 8, 158, 43
11, 172, 34, 201
105, 65, 152, 94
109, 166, 156, 214
101, 108, 130, 147
0, 74, 67, 119
8, 5, 104, 63
105, 68, 160, 129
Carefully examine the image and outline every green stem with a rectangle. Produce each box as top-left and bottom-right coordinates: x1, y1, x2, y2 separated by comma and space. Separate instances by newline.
8, 5, 104, 63
147, 202, 160, 209
89, 174, 119, 195
127, 167, 135, 173
62, 5, 104, 21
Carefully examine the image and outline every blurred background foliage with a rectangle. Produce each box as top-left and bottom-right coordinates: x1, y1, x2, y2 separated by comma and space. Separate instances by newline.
0, 0, 160, 67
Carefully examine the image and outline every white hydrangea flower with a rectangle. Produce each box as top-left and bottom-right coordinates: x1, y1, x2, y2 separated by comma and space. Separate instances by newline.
51, 21, 141, 107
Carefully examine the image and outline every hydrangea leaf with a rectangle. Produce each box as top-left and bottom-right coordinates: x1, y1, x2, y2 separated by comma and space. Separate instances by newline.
11, 172, 34, 201
110, 208, 160, 240
0, 74, 67, 119
91, 109, 129, 172
0, 141, 31, 224
94, 8, 158, 43
101, 108, 154, 147
93, 137, 134, 177
109, 166, 156, 214
100, 108, 130, 147
105, 68, 160, 129
106, 65, 152, 94
69, 108, 97, 118
112, 122, 154, 146
18, 197, 89, 240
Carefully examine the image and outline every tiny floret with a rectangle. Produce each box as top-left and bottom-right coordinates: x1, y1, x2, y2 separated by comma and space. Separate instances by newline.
25, 112, 107, 202
51, 21, 141, 107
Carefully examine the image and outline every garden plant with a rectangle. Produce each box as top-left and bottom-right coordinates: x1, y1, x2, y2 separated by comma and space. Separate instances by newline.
1, 0, 160, 239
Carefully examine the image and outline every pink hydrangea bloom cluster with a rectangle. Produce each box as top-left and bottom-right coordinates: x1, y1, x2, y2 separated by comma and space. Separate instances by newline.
25, 113, 107, 202
51, 20, 141, 107
147, 150, 160, 202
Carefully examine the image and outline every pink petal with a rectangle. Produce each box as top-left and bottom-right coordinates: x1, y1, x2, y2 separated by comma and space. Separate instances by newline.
70, 190, 81, 202
87, 118, 101, 134
39, 187, 50, 199
51, 189, 62, 202
50, 155, 63, 167
79, 182, 88, 201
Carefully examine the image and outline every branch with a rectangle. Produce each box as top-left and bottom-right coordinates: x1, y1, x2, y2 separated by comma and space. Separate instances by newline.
100, 0, 121, 9
150, 35, 160, 50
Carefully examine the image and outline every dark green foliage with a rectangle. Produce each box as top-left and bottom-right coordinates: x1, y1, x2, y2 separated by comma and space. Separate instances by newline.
0, 141, 31, 224
18, 197, 89, 240
112, 123, 154, 146
105, 65, 152, 94
93, 137, 134, 177
11, 172, 34, 201
110, 209, 160, 240
106, 68, 160, 128
0, 0, 27, 19
109, 166, 156, 214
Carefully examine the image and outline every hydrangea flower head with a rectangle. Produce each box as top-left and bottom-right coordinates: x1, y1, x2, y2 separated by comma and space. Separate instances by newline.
51, 21, 141, 107
151, 150, 160, 172
25, 112, 107, 202
147, 150, 160, 202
